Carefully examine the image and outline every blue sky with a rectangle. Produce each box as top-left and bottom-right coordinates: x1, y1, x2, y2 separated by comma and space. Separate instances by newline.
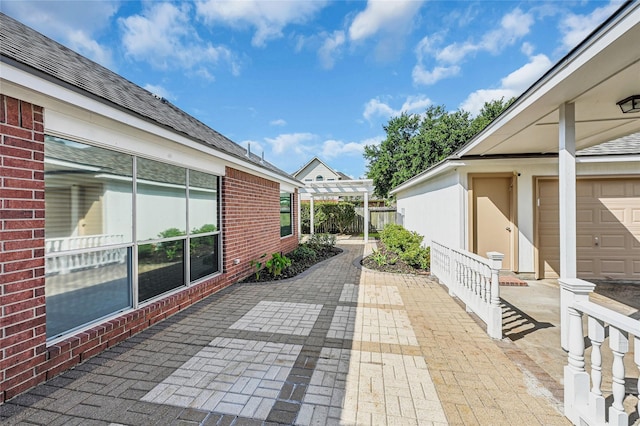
2, 0, 622, 179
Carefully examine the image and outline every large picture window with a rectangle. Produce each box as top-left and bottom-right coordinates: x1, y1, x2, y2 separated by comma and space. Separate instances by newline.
44, 136, 222, 339
280, 192, 293, 237
44, 136, 134, 339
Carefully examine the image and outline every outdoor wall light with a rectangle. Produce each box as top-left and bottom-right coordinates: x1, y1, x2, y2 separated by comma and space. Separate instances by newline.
616, 95, 640, 113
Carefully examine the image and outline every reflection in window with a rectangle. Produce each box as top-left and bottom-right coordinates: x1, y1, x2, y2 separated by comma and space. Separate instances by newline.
44, 136, 134, 338
280, 192, 293, 237
189, 170, 218, 233
45, 247, 131, 338
138, 241, 184, 302
136, 158, 186, 241
190, 234, 219, 281
44, 135, 133, 244
43, 136, 222, 338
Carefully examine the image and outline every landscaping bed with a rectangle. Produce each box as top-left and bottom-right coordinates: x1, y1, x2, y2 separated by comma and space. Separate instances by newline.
361, 224, 430, 275
361, 241, 428, 275
242, 234, 342, 283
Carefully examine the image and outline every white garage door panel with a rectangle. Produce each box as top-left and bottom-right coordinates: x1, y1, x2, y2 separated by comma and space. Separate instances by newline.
538, 178, 640, 280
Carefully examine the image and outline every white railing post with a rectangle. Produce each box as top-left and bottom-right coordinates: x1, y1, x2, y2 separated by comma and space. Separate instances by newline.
559, 278, 595, 351
486, 252, 503, 339
564, 304, 589, 424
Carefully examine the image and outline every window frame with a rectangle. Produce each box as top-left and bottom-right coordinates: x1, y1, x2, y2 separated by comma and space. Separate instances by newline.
43, 135, 223, 341
279, 191, 293, 238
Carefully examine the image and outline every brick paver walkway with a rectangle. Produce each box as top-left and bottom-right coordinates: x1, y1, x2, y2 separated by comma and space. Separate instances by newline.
0, 242, 569, 425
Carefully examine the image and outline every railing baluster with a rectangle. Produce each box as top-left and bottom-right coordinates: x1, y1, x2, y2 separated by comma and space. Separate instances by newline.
635, 336, 640, 420
609, 327, 629, 426
587, 316, 605, 423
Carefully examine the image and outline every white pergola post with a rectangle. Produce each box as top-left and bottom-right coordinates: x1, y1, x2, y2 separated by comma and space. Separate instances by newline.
364, 192, 369, 243
297, 191, 302, 239
309, 195, 315, 235
559, 102, 577, 350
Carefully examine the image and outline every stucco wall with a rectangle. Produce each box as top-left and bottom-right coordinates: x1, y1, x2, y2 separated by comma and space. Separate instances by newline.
396, 170, 464, 250
396, 157, 640, 274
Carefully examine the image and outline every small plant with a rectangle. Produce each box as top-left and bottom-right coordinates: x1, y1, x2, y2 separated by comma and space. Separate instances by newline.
250, 253, 267, 280
371, 249, 389, 267
265, 252, 292, 277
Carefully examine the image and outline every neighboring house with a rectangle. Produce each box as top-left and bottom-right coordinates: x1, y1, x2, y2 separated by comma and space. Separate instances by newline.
391, 3, 640, 284
293, 156, 351, 183
0, 13, 300, 402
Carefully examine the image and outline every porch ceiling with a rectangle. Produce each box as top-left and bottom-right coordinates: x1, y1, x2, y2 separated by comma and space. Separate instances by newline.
459, 3, 640, 157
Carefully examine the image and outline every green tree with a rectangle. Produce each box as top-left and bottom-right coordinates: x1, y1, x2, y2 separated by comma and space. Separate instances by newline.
364, 98, 513, 198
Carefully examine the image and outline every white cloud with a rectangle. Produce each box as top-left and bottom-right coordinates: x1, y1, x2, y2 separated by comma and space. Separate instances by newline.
318, 30, 346, 69
143, 84, 174, 101
363, 99, 395, 122
270, 119, 287, 127
1, 1, 119, 68
119, 3, 238, 75
363, 95, 432, 122
413, 8, 535, 86
196, 0, 328, 47
265, 133, 317, 155
321, 140, 364, 158
348, 0, 424, 42
559, 1, 622, 52
460, 53, 552, 115
412, 65, 460, 86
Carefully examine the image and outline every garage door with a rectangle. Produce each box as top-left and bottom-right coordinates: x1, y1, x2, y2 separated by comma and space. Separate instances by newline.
537, 178, 640, 280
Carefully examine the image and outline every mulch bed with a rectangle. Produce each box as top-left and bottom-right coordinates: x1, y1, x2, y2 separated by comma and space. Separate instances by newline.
361, 242, 429, 275
242, 247, 343, 283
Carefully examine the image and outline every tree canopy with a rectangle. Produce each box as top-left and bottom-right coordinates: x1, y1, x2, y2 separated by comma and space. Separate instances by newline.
364, 98, 513, 198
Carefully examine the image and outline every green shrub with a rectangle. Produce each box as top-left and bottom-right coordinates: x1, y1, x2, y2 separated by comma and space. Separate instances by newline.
307, 233, 336, 249
288, 245, 317, 263
380, 224, 423, 254
380, 224, 430, 270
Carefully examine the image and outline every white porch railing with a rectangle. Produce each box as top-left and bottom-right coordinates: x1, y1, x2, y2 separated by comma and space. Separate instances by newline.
45, 234, 126, 274
430, 240, 503, 339
562, 278, 640, 426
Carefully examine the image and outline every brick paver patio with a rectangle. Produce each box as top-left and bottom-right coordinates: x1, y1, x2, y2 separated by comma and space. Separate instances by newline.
0, 241, 569, 425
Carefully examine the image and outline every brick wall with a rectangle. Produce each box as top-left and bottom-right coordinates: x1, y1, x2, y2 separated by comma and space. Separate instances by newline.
0, 96, 298, 403
222, 167, 298, 282
0, 95, 47, 403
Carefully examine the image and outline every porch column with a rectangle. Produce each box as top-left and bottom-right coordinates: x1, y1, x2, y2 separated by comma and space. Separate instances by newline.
310, 195, 315, 235
364, 192, 369, 243
559, 102, 577, 279
559, 102, 577, 350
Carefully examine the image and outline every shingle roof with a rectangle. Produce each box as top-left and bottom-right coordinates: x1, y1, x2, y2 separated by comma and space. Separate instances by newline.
577, 133, 640, 156
0, 13, 296, 182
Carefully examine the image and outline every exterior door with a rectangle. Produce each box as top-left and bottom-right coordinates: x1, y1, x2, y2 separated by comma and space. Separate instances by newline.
472, 176, 514, 270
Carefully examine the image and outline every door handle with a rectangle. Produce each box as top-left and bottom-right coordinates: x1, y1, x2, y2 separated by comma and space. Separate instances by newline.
506, 227, 511, 232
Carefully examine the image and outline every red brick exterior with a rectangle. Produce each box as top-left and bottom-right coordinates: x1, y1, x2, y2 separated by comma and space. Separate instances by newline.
1, 95, 47, 404
0, 95, 298, 403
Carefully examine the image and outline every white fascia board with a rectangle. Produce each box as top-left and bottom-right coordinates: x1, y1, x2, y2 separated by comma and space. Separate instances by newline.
390, 161, 465, 195
1, 65, 301, 188
456, 3, 640, 157
576, 154, 640, 163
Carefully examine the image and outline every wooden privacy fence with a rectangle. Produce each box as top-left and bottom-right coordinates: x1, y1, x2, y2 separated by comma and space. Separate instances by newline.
302, 207, 397, 234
